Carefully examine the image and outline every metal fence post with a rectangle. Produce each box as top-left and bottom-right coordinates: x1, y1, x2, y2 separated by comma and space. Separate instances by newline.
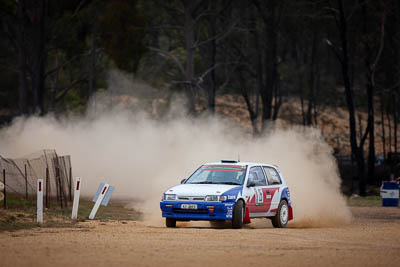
55, 167, 59, 203
69, 167, 72, 202
46, 167, 49, 208
25, 164, 28, 199
56, 167, 63, 209
3, 169, 6, 209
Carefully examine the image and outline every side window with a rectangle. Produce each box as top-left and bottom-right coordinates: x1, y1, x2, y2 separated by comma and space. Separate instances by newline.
263, 167, 282, 185
249, 166, 267, 186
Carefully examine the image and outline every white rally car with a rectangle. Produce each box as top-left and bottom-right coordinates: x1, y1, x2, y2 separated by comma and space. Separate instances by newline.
160, 160, 293, 228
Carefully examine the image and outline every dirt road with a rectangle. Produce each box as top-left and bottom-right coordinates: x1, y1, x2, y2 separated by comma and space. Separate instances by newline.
1, 206, 399, 267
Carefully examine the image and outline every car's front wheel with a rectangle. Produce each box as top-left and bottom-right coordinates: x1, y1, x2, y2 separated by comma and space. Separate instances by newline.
166, 218, 176, 228
232, 200, 244, 229
271, 200, 289, 228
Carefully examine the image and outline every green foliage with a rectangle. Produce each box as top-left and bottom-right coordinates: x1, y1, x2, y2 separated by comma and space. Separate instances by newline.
98, 0, 147, 73
347, 196, 382, 207
49, 2, 92, 57
62, 88, 88, 113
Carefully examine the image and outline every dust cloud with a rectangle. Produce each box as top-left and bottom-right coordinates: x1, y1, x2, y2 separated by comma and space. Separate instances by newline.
0, 78, 351, 228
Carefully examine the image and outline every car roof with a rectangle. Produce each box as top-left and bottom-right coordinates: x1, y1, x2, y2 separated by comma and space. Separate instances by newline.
200, 161, 286, 185
203, 162, 279, 169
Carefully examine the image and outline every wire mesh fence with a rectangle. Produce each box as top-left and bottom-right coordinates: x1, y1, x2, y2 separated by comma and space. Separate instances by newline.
0, 149, 72, 209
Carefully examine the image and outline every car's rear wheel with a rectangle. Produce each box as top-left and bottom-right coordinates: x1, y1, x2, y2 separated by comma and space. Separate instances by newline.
271, 200, 289, 228
166, 218, 176, 228
232, 200, 244, 229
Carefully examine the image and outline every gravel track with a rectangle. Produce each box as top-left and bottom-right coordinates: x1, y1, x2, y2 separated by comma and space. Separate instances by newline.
1, 206, 399, 267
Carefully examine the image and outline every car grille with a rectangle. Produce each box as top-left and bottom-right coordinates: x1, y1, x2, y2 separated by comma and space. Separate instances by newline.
173, 208, 208, 214
177, 196, 205, 201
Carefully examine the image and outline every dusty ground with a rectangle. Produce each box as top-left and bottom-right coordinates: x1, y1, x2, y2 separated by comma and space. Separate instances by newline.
0, 206, 399, 267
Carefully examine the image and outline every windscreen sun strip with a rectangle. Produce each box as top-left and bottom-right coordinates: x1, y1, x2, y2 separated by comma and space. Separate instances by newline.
201, 165, 246, 172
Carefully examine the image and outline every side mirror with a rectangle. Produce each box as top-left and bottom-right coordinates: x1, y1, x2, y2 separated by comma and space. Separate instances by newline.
247, 178, 256, 187
180, 178, 187, 184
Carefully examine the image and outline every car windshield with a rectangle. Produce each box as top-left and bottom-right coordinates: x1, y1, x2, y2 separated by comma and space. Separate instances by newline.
185, 165, 247, 185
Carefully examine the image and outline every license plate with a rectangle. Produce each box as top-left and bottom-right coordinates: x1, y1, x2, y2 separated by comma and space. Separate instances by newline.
181, 204, 197, 210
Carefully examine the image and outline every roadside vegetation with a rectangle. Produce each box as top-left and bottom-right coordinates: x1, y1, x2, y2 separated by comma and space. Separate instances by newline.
347, 196, 382, 207
0, 197, 141, 232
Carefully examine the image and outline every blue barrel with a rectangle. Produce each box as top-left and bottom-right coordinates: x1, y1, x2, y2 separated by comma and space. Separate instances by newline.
381, 182, 399, 207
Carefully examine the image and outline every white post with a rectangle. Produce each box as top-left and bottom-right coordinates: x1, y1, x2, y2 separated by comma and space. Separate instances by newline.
89, 183, 109, 220
37, 179, 43, 224
71, 177, 81, 219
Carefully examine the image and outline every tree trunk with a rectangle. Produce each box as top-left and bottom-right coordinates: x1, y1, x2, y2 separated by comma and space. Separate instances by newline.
380, 91, 386, 160
207, 0, 217, 113
88, 12, 97, 102
260, 0, 277, 132
306, 30, 317, 126
337, 0, 366, 196
355, 148, 366, 195
296, 48, 306, 125
32, 0, 46, 115
17, 0, 28, 115
300, 85, 306, 125
387, 104, 392, 154
253, 13, 264, 125
238, 69, 259, 136
272, 79, 281, 121
394, 93, 398, 153
362, 3, 376, 184
313, 73, 320, 126
367, 81, 375, 184
49, 51, 59, 111
183, 0, 196, 115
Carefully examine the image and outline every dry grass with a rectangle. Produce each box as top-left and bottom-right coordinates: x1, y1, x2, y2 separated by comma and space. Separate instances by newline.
0, 197, 141, 232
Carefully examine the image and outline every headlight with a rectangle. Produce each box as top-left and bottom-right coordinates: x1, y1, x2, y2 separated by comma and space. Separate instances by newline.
205, 195, 218, 201
205, 195, 227, 202
163, 194, 176, 201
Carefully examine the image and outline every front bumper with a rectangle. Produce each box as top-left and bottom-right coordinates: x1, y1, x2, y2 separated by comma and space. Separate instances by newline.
160, 201, 235, 221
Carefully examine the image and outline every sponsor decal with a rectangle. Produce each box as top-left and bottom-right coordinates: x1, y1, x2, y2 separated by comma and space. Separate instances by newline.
226, 205, 233, 218
228, 195, 236, 200
255, 188, 263, 206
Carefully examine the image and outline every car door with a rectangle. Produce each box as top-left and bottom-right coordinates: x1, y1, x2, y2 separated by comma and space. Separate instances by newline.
245, 166, 269, 216
263, 166, 283, 214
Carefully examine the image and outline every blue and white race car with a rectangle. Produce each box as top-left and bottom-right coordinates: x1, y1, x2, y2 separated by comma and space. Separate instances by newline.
160, 160, 293, 229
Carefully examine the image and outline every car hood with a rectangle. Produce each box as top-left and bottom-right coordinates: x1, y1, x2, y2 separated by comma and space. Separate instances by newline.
165, 184, 240, 196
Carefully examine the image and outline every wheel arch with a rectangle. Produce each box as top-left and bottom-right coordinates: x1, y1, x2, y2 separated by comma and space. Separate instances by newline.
280, 197, 293, 221
236, 197, 246, 205
236, 197, 251, 224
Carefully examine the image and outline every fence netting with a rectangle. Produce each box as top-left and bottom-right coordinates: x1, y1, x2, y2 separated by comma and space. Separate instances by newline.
0, 149, 72, 208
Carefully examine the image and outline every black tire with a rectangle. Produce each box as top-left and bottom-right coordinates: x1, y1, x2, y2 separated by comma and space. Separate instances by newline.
271, 200, 289, 228
166, 218, 176, 228
232, 200, 244, 229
